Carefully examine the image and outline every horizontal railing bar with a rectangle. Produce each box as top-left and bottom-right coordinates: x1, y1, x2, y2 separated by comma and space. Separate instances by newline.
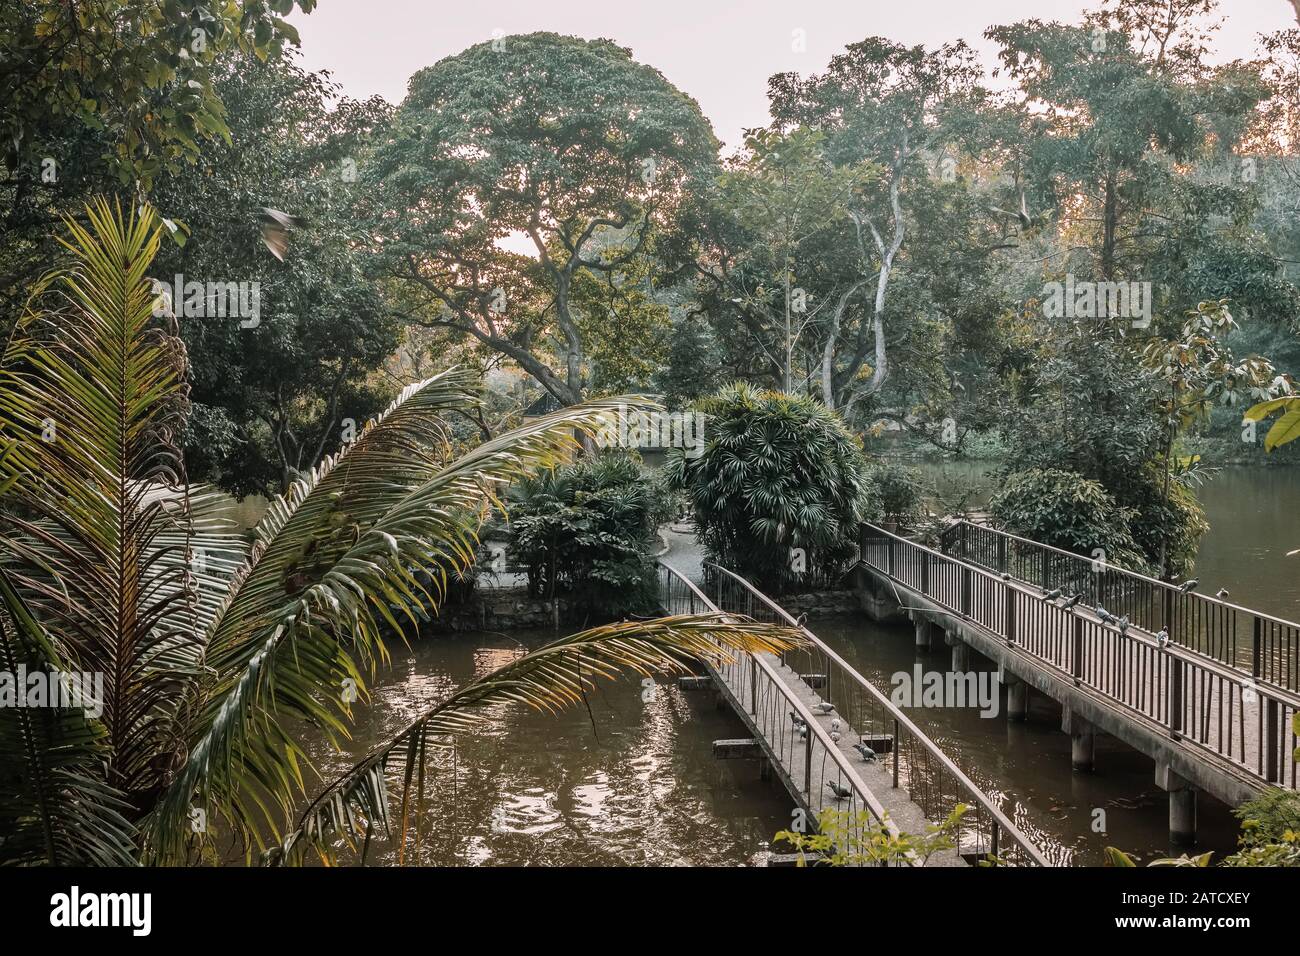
949, 518, 1300, 634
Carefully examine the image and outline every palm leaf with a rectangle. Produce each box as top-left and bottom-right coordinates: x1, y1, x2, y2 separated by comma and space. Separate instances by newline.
0, 198, 211, 802
273, 613, 804, 865
146, 389, 651, 862
0, 569, 137, 866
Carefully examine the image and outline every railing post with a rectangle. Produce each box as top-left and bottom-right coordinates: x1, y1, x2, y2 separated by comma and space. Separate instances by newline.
892, 717, 900, 789
996, 536, 1007, 574
750, 655, 757, 715
1041, 547, 1050, 591
887, 535, 895, 577
1072, 615, 1083, 685
1169, 657, 1183, 739
1252, 616, 1262, 680
960, 521, 968, 561
961, 566, 972, 618
990, 823, 1000, 862
1267, 698, 1280, 783
921, 549, 930, 595
1005, 582, 1016, 645
804, 732, 813, 798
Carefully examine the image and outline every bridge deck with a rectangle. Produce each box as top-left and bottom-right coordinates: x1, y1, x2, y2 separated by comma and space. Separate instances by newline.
660, 560, 1048, 866
705, 649, 965, 866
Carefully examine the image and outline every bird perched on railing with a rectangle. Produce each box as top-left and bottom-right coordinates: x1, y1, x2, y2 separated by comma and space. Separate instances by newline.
826, 781, 853, 801
853, 743, 878, 763
1095, 604, 1116, 625
1044, 587, 1062, 601
1060, 593, 1082, 611
1155, 629, 1170, 649
830, 718, 841, 733
1178, 579, 1199, 593
1000, 572, 1012, 582
812, 701, 835, 715
1216, 588, 1230, 599
1115, 615, 1130, 636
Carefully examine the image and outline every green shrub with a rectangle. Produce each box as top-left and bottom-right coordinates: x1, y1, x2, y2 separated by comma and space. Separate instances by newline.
507, 450, 673, 619
989, 468, 1150, 572
666, 383, 876, 593
870, 460, 928, 529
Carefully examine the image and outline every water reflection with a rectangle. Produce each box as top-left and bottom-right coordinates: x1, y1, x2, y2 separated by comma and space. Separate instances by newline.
297, 629, 791, 866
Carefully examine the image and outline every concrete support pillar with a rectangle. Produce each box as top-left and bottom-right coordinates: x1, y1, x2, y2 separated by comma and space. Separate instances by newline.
1061, 706, 1095, 772
1005, 676, 1028, 722
914, 617, 938, 651
1155, 764, 1198, 846
949, 637, 969, 672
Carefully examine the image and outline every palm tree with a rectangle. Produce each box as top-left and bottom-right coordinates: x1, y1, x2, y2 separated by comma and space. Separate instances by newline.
0, 199, 800, 866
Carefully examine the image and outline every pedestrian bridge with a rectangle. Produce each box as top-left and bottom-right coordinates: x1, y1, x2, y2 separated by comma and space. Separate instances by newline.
658, 561, 1048, 866
857, 519, 1300, 844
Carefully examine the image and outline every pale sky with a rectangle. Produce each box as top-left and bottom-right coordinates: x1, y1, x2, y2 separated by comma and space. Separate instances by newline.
288, 0, 1296, 149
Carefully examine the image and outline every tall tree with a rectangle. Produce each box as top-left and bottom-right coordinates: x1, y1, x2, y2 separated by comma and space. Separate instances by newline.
767, 38, 986, 405
369, 32, 718, 406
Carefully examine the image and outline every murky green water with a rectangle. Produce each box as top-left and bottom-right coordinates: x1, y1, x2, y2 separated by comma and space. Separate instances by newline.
298, 629, 790, 866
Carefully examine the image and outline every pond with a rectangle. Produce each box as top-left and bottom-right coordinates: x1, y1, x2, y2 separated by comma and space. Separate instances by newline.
297, 628, 791, 866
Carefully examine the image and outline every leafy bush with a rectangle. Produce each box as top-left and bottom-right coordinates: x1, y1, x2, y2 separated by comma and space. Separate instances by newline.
989, 468, 1150, 572
666, 383, 876, 593
870, 460, 928, 528
507, 450, 673, 619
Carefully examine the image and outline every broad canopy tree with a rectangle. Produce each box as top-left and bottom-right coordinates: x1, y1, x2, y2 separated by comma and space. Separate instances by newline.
369, 32, 718, 407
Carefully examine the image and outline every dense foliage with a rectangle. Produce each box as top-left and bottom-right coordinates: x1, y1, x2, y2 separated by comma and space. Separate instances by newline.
989, 468, 1151, 572
667, 383, 876, 593
507, 451, 673, 619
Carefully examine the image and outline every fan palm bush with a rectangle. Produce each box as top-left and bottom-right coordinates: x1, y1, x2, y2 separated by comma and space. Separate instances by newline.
0, 200, 801, 866
506, 449, 673, 619
666, 383, 877, 593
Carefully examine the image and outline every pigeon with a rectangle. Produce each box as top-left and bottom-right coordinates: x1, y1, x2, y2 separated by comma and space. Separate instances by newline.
853, 743, 878, 763
826, 781, 852, 801
1155, 629, 1170, 649
1178, 579, 1199, 593
257, 206, 304, 262
1116, 616, 1130, 636
830, 731, 842, 743
830, 718, 841, 733
812, 701, 835, 715
1061, 594, 1083, 611
788, 710, 803, 727
1095, 605, 1115, 624
1044, 588, 1063, 601
1215, 588, 1230, 599
1000, 572, 1012, 582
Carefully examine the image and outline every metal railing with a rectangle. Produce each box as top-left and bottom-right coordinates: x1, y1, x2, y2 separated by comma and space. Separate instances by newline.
863, 522, 1300, 789
660, 560, 1048, 865
943, 519, 1300, 693
659, 562, 902, 864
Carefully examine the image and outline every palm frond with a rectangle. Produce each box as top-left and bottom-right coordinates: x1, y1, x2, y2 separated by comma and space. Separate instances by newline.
273, 614, 804, 865
0, 197, 206, 799
146, 389, 649, 862
0, 570, 137, 866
